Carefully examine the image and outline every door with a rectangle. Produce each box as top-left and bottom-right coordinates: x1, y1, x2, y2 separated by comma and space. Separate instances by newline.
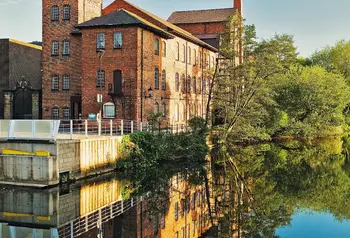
13, 89, 32, 119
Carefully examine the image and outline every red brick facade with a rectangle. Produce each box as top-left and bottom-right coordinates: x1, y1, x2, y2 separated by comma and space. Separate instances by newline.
43, 0, 218, 124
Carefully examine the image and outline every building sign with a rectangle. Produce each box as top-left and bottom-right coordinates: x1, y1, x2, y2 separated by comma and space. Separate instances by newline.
88, 113, 97, 120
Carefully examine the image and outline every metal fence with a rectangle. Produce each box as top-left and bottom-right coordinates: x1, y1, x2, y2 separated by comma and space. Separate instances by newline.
58, 119, 188, 139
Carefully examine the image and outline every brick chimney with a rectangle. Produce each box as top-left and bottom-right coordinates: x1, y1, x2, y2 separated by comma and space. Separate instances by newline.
234, 0, 242, 15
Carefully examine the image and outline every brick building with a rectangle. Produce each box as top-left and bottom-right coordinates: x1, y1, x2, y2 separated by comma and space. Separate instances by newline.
0, 39, 42, 119
42, 0, 240, 124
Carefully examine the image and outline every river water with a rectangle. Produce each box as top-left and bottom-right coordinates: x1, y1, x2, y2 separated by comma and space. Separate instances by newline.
1, 136, 350, 237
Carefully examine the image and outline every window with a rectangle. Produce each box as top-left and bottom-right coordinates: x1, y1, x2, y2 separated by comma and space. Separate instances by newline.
162, 70, 166, 90
103, 103, 115, 118
192, 77, 196, 94
154, 68, 159, 90
194, 49, 197, 65
182, 44, 185, 62
52, 75, 59, 91
186, 196, 190, 213
162, 41, 166, 57
154, 214, 159, 235
175, 103, 179, 121
181, 74, 185, 92
197, 78, 201, 94
113, 69, 123, 95
52, 41, 59, 56
187, 76, 191, 93
162, 103, 166, 117
96, 70, 105, 88
181, 103, 185, 121
62, 40, 70, 56
154, 102, 159, 114
96, 33, 105, 50
202, 79, 206, 95
63, 5, 70, 20
197, 190, 201, 207
192, 193, 196, 210
52, 107, 59, 119
176, 42, 179, 60
175, 73, 179, 92
51, 6, 59, 21
62, 75, 70, 90
188, 47, 191, 64
175, 202, 179, 221
114, 32, 122, 49
155, 38, 159, 55
181, 199, 185, 217
62, 107, 70, 120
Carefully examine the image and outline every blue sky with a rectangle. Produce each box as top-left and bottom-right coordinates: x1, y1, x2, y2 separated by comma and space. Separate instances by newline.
1, 0, 350, 56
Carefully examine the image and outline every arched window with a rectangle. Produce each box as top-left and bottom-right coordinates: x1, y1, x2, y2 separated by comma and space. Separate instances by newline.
182, 44, 185, 62
155, 38, 159, 55
51, 107, 59, 119
96, 70, 105, 88
202, 79, 206, 95
197, 77, 201, 94
176, 42, 180, 60
51, 6, 59, 21
187, 76, 191, 93
181, 74, 185, 92
162, 103, 167, 117
154, 68, 159, 90
63, 5, 71, 20
175, 73, 179, 92
62, 107, 70, 120
175, 103, 179, 121
162, 41, 166, 57
162, 70, 166, 90
154, 102, 159, 114
192, 76, 196, 94
103, 102, 115, 119
188, 47, 191, 64
62, 39, 70, 56
52, 75, 59, 91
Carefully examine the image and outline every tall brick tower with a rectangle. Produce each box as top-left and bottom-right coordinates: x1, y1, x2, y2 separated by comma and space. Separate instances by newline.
42, 0, 102, 120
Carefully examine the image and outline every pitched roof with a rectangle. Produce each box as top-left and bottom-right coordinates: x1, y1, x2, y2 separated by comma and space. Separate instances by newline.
103, 0, 218, 52
168, 8, 234, 24
76, 9, 175, 39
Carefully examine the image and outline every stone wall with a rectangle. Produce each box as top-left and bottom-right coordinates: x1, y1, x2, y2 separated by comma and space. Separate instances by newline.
57, 140, 81, 174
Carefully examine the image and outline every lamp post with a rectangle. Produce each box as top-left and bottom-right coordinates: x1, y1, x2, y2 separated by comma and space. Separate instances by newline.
97, 49, 105, 136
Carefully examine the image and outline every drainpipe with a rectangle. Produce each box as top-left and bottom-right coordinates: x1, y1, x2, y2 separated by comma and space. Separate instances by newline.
140, 30, 144, 123
185, 41, 188, 125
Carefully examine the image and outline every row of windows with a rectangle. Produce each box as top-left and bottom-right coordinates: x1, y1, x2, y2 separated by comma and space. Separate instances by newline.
52, 107, 70, 120
154, 69, 211, 94
52, 40, 70, 56
175, 43, 215, 69
52, 75, 70, 91
97, 32, 123, 50
154, 102, 203, 121
51, 5, 70, 21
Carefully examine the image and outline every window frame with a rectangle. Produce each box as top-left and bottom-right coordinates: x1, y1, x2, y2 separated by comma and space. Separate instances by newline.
62, 107, 70, 120
51, 41, 59, 56
51, 75, 59, 91
154, 38, 160, 55
161, 70, 166, 90
176, 42, 179, 61
188, 46, 191, 65
62, 39, 70, 56
103, 102, 116, 119
62, 5, 71, 20
154, 102, 159, 114
51, 5, 59, 21
62, 75, 70, 91
175, 73, 179, 92
192, 76, 196, 94
52, 107, 59, 120
186, 75, 191, 93
114, 32, 123, 49
96, 70, 105, 88
154, 68, 159, 90
182, 44, 185, 62
96, 33, 105, 50
162, 41, 166, 57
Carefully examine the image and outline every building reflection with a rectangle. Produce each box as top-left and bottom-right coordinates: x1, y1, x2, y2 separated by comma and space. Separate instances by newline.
0, 173, 212, 238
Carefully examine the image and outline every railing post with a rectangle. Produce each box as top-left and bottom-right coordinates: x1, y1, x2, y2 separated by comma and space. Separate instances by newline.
131, 121, 134, 133
140, 122, 143, 132
70, 120, 73, 140
85, 120, 88, 138
110, 120, 113, 136
98, 120, 101, 136
121, 120, 124, 135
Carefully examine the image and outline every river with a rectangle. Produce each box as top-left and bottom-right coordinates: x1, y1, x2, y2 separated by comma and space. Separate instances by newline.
1, 136, 350, 237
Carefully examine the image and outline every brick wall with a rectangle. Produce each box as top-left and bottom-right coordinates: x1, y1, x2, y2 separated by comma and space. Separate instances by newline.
42, 0, 102, 119
173, 22, 225, 36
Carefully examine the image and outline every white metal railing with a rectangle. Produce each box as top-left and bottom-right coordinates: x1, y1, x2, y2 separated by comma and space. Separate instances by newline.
58, 119, 188, 139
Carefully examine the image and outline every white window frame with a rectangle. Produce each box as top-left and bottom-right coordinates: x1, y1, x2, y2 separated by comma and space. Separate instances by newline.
62, 75, 70, 90
52, 75, 59, 90
62, 108, 70, 120
96, 33, 105, 50
62, 40, 70, 56
52, 41, 59, 56
63, 5, 70, 20
51, 6, 59, 21
114, 32, 122, 49
103, 102, 115, 119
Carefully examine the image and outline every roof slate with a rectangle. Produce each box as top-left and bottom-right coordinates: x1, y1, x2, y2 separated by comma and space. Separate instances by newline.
168, 8, 234, 24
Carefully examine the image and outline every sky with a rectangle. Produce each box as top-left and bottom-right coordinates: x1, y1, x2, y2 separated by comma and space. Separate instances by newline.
1, 0, 350, 56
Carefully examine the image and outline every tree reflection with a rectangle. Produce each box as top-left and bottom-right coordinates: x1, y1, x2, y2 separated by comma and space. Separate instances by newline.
215, 136, 350, 237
